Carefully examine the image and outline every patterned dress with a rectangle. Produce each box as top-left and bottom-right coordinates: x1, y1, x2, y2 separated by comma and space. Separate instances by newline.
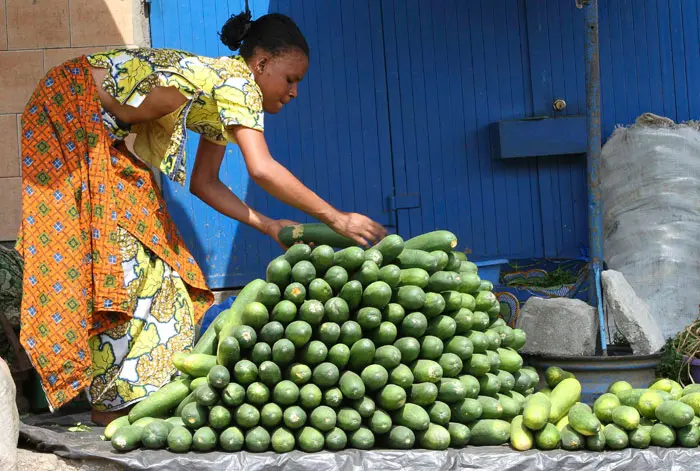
18, 48, 263, 411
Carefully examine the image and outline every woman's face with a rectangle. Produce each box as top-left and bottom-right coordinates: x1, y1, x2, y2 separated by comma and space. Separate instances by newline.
250, 48, 309, 114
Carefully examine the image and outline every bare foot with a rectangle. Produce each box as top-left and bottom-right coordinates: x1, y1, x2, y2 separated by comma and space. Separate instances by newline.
91, 406, 132, 426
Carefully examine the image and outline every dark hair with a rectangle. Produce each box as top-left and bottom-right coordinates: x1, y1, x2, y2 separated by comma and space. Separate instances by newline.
220, 10, 309, 59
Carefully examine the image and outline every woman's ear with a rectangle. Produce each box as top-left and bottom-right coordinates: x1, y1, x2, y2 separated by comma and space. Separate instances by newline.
251, 54, 269, 75
257, 56, 268, 74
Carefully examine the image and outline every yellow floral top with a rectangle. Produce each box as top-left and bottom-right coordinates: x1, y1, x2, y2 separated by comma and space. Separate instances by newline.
87, 47, 264, 186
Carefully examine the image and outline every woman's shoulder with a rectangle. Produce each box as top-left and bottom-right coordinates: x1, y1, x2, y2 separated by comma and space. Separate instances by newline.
88, 47, 201, 67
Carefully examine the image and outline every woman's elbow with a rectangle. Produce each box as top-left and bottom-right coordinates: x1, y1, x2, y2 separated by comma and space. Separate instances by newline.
248, 163, 272, 185
189, 177, 209, 198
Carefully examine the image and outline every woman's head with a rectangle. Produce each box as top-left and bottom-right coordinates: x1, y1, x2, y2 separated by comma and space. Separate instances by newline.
221, 12, 309, 114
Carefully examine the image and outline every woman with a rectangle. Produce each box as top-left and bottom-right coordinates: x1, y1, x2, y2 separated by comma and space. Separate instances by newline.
17, 8, 386, 423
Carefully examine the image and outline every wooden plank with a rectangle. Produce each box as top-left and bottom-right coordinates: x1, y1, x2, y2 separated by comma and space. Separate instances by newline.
668, 0, 690, 121
653, 0, 679, 122
525, 0, 558, 258
366, 0, 395, 228
682, 1, 700, 118
441, 0, 469, 249
515, 0, 542, 258
427, 0, 450, 233
379, 0, 410, 234
632, 0, 653, 115
598, 0, 618, 134
484, 0, 510, 256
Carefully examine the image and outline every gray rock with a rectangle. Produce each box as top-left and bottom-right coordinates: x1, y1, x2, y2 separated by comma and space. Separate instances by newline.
602, 270, 666, 354
516, 297, 598, 356
0, 358, 18, 471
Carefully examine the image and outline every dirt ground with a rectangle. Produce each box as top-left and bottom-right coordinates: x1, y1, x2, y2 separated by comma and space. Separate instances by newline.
16, 447, 124, 471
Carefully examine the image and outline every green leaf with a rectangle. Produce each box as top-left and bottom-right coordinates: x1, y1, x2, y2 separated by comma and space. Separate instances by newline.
68, 422, 91, 432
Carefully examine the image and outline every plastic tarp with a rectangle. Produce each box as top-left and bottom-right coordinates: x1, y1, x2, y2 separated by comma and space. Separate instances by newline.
19, 411, 700, 471
602, 113, 700, 339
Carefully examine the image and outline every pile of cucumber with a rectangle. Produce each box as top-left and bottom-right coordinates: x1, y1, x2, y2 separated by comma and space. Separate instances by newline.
512, 367, 700, 451
106, 229, 539, 453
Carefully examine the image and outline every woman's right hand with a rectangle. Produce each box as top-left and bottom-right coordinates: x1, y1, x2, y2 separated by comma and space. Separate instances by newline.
329, 212, 387, 247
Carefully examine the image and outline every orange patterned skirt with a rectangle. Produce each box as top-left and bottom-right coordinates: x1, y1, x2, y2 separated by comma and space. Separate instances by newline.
16, 56, 213, 411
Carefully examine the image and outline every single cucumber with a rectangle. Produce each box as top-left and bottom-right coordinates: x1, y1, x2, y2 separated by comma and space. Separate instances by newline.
278, 223, 356, 248
104, 416, 130, 440
192, 279, 266, 355
510, 415, 534, 451
568, 402, 602, 436
396, 249, 438, 272
374, 234, 405, 262
549, 378, 582, 423
404, 230, 458, 252
469, 419, 511, 446
128, 380, 190, 423
111, 425, 143, 452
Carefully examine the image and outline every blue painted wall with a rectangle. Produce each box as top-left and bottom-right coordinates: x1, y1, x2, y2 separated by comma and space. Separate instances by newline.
149, 0, 700, 288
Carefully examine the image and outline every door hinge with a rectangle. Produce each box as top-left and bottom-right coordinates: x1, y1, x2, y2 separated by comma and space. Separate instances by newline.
387, 194, 421, 212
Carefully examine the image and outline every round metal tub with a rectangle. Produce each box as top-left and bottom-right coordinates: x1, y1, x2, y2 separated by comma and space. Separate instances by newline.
524, 352, 662, 405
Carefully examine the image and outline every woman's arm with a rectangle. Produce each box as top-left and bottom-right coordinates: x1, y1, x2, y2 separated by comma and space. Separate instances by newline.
189, 138, 292, 245
231, 126, 387, 246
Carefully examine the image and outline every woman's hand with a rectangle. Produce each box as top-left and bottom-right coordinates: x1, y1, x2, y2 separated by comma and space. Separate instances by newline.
329, 212, 387, 248
262, 219, 299, 249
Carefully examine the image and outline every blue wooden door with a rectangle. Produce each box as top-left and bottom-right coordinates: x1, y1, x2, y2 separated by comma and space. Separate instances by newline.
381, 0, 589, 261
149, 0, 395, 288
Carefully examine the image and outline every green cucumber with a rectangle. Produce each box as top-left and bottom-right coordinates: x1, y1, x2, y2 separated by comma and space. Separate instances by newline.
469, 419, 511, 446
362, 281, 393, 309
404, 230, 458, 252
428, 401, 452, 426
374, 234, 405, 262
278, 223, 356, 248
378, 264, 401, 288
284, 243, 312, 265
128, 379, 190, 423
396, 249, 438, 272
111, 425, 142, 452
388, 426, 415, 449
417, 423, 450, 450
392, 403, 430, 431
549, 378, 582, 423
365, 248, 384, 265
398, 268, 430, 288
193, 279, 266, 354
427, 271, 462, 292
167, 426, 193, 453
334, 246, 366, 272
510, 415, 534, 451
568, 402, 602, 436
431, 251, 450, 271
104, 416, 130, 440
266, 257, 291, 288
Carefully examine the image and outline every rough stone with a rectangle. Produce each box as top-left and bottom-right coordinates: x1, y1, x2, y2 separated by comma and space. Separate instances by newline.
602, 270, 666, 354
516, 297, 598, 356
16, 449, 124, 471
0, 357, 19, 471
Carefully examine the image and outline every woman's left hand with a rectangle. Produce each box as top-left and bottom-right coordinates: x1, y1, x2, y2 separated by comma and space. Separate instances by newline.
263, 219, 299, 249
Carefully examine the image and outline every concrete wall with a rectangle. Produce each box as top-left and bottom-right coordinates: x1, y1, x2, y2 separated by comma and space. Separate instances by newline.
0, 0, 149, 241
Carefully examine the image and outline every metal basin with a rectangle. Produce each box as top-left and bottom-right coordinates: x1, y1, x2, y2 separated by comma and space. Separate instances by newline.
524, 350, 662, 405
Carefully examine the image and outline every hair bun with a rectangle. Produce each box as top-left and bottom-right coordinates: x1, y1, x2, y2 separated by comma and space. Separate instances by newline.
220, 11, 253, 51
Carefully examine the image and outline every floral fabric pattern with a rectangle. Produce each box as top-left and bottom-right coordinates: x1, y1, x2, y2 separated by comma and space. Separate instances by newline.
87, 47, 265, 186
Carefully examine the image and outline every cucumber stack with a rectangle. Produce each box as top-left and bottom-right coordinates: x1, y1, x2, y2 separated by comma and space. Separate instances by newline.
107, 229, 536, 453
511, 368, 700, 452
